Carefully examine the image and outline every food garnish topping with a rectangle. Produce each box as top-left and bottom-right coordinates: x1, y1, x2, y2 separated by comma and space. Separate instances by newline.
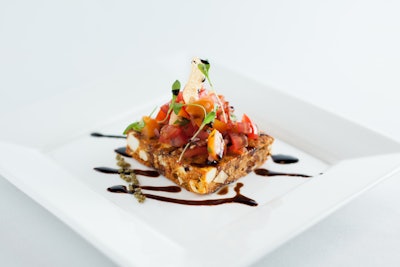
124, 57, 259, 164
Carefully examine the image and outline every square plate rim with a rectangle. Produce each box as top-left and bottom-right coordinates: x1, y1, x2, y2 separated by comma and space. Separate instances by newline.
1, 62, 400, 267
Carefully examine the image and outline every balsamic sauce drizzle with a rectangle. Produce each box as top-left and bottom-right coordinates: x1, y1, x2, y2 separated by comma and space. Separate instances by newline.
92, 132, 313, 206
94, 167, 160, 177
90, 132, 126, 139
217, 186, 229, 196
108, 183, 257, 207
108, 185, 181, 193
271, 154, 299, 164
114, 147, 131, 157
254, 168, 311, 178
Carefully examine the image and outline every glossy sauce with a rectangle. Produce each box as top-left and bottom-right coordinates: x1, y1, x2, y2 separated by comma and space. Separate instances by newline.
141, 185, 181, 193
254, 168, 311, 178
217, 186, 229, 195
108, 185, 181, 193
90, 132, 126, 139
92, 131, 311, 206
271, 154, 299, 164
94, 167, 160, 177
114, 147, 130, 157
108, 183, 258, 207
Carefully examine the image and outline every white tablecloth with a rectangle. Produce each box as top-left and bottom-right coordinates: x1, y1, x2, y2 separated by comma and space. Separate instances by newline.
1, 1, 399, 266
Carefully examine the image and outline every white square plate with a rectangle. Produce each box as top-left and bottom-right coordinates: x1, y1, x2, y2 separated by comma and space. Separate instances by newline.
1, 60, 400, 267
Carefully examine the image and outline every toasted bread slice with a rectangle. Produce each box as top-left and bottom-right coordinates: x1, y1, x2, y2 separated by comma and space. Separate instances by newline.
126, 131, 273, 194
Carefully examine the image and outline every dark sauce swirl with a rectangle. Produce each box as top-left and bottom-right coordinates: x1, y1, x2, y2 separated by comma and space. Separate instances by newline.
108, 183, 257, 207
90, 132, 126, 139
271, 154, 299, 164
108, 185, 181, 193
91, 132, 313, 206
114, 147, 130, 157
94, 167, 160, 177
254, 168, 311, 178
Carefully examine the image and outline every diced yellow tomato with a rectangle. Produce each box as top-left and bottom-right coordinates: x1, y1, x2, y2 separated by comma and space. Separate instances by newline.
186, 97, 215, 127
207, 129, 225, 161
177, 107, 191, 120
142, 116, 160, 139
185, 104, 204, 126
185, 97, 214, 115
213, 119, 228, 133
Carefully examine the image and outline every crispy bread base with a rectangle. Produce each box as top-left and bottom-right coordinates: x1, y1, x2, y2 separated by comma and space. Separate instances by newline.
126, 132, 273, 194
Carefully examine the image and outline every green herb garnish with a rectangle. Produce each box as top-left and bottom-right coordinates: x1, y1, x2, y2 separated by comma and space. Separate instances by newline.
123, 120, 145, 134
198, 60, 212, 86
174, 118, 190, 126
172, 102, 183, 115
123, 106, 157, 134
203, 108, 217, 125
172, 80, 181, 95
197, 60, 227, 123
178, 105, 217, 163
158, 80, 182, 124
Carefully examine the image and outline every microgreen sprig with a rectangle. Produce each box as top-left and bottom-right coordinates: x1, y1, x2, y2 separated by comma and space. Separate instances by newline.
123, 107, 157, 134
197, 60, 227, 123
123, 120, 145, 134
158, 80, 181, 124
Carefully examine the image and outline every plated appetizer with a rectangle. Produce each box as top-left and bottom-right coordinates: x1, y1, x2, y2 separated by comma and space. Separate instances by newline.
123, 58, 274, 194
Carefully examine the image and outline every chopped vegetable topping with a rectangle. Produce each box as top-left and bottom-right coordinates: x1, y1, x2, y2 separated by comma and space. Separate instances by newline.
124, 58, 260, 164
207, 129, 225, 161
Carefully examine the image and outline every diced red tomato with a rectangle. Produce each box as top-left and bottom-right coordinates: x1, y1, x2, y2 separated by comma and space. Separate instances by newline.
180, 122, 197, 137
198, 88, 208, 98
184, 145, 208, 158
159, 125, 188, 147
142, 116, 160, 139
176, 91, 184, 103
234, 121, 252, 135
155, 109, 167, 122
242, 114, 259, 139
156, 104, 170, 122
228, 133, 248, 155
197, 129, 210, 141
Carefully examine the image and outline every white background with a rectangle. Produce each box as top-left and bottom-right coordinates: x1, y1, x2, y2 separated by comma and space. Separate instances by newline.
1, 1, 399, 266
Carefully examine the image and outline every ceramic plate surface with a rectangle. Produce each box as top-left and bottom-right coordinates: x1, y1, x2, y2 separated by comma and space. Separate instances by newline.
1, 60, 400, 267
